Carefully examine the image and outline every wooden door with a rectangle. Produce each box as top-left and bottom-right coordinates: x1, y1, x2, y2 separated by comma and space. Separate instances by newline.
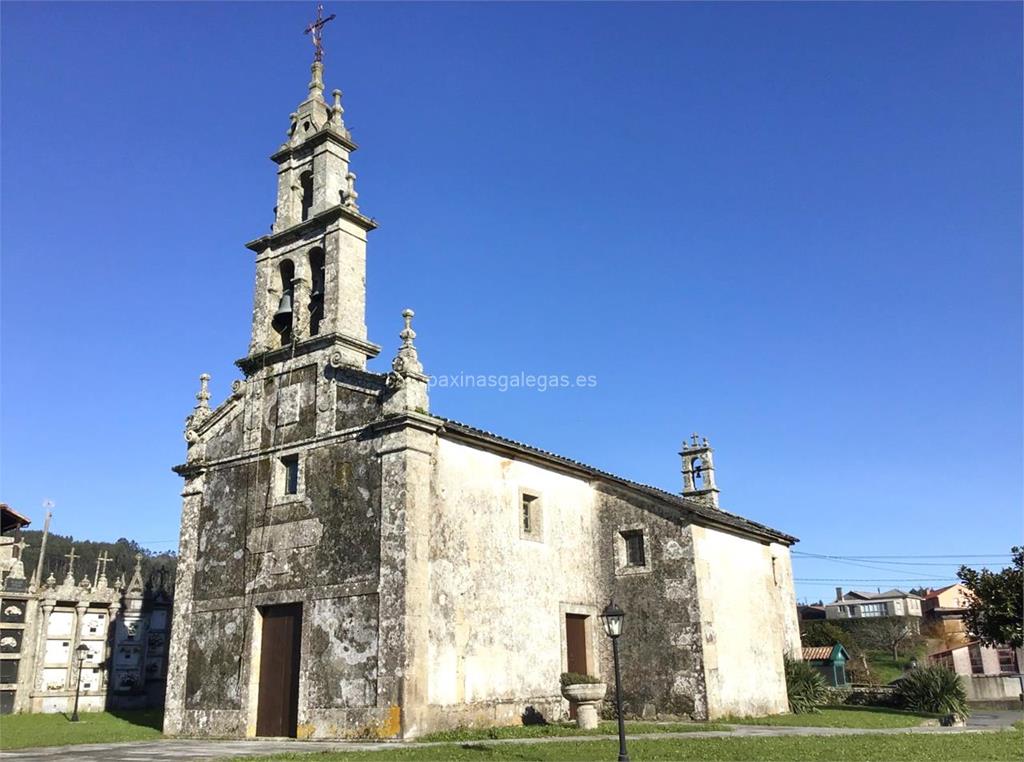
565, 614, 589, 720
256, 603, 302, 738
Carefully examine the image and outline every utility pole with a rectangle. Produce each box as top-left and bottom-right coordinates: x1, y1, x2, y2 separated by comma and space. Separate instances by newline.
30, 507, 52, 590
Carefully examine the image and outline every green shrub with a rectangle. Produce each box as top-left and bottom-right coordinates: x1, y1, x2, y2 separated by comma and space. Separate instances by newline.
560, 672, 602, 688
785, 657, 829, 714
895, 666, 969, 719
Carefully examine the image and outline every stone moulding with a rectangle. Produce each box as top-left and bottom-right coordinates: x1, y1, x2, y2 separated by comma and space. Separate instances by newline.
245, 203, 376, 253
270, 126, 358, 163
235, 334, 382, 376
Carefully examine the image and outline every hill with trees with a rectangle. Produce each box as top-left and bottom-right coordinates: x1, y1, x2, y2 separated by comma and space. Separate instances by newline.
16, 530, 176, 595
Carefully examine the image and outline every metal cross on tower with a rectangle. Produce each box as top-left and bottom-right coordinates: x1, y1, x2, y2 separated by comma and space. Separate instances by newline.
304, 3, 337, 63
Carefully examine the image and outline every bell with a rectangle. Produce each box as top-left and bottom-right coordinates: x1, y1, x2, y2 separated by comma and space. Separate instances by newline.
272, 290, 293, 332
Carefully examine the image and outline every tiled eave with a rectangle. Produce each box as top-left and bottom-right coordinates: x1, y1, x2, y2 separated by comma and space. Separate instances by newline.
436, 417, 798, 546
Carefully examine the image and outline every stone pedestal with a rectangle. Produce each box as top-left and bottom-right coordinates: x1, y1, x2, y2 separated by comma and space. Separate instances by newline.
562, 683, 607, 730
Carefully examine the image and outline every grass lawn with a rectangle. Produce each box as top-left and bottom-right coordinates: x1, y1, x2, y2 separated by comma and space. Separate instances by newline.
419, 720, 727, 742
723, 706, 940, 728
240, 727, 1024, 761
866, 647, 928, 685
0, 709, 163, 750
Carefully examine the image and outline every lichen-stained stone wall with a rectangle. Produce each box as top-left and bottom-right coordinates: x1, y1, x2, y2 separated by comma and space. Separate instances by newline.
425, 437, 709, 729
167, 358, 393, 739
692, 526, 791, 718
306, 595, 379, 709
596, 491, 709, 720
185, 608, 245, 711
194, 463, 253, 601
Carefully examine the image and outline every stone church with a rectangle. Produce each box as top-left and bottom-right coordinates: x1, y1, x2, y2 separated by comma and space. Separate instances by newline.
164, 45, 801, 740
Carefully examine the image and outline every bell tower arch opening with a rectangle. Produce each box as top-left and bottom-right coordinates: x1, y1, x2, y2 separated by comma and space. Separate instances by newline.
308, 247, 326, 336
272, 259, 296, 346
299, 171, 314, 221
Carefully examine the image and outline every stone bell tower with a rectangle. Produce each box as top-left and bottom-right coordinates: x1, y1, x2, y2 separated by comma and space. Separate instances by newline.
240, 40, 380, 374
681, 433, 720, 508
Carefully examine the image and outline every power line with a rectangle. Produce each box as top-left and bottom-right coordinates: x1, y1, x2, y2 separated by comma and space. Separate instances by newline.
793, 551, 990, 567
792, 552, 953, 577
795, 577, 956, 583
795, 552, 1011, 559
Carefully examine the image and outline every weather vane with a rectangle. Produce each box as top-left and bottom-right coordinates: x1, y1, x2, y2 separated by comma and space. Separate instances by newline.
304, 3, 336, 63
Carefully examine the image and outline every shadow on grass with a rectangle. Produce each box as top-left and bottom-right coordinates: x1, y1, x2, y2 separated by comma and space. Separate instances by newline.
108, 708, 165, 731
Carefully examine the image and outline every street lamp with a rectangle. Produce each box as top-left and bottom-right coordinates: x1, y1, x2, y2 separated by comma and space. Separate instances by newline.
600, 600, 629, 762
71, 643, 89, 722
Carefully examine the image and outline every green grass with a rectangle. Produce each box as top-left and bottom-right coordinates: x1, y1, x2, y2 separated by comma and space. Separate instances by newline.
723, 706, 940, 728
418, 720, 726, 742
865, 647, 928, 685
238, 727, 1024, 761
0, 709, 164, 750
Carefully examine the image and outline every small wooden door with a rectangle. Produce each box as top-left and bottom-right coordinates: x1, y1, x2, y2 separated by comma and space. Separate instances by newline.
256, 603, 302, 738
565, 614, 589, 720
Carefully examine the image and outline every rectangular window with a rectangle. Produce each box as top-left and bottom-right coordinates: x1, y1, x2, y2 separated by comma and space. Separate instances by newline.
968, 644, 984, 675
860, 602, 886, 618
522, 494, 536, 534
519, 492, 542, 541
282, 455, 299, 495
997, 649, 1018, 674
623, 531, 645, 567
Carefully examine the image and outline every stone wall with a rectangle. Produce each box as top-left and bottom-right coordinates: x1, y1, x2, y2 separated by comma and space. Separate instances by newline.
167, 363, 393, 738
422, 437, 710, 729
691, 526, 792, 718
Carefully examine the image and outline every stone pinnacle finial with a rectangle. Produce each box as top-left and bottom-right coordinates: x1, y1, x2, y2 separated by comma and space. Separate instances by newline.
401, 309, 416, 347
391, 309, 423, 377
127, 553, 145, 596
308, 61, 325, 99
196, 373, 211, 408
332, 89, 345, 123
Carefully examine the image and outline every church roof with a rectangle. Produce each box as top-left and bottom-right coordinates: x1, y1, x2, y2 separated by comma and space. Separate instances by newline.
437, 417, 797, 546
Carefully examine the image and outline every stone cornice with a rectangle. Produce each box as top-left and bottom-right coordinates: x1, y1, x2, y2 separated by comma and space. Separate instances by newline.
370, 412, 444, 456
236, 333, 382, 376
271, 127, 357, 162
245, 204, 377, 253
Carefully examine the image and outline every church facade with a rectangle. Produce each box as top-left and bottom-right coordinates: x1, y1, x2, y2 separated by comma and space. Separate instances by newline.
164, 50, 801, 741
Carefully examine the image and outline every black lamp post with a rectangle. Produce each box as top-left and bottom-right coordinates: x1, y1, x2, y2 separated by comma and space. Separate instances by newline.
600, 600, 629, 762
70, 643, 89, 722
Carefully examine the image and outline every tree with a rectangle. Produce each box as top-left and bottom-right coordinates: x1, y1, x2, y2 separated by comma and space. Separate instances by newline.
858, 616, 922, 660
957, 547, 1023, 649
801, 620, 861, 653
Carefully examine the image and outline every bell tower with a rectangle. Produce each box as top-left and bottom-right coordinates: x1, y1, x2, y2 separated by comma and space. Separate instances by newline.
240, 7, 380, 374
681, 433, 720, 508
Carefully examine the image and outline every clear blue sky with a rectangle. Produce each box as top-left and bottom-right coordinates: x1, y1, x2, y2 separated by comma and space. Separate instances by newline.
2, 2, 1020, 601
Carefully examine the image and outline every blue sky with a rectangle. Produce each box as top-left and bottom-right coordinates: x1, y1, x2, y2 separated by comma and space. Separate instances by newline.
2, 2, 1020, 601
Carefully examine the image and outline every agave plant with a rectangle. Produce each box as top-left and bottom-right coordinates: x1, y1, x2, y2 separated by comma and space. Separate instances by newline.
896, 665, 969, 719
784, 657, 829, 714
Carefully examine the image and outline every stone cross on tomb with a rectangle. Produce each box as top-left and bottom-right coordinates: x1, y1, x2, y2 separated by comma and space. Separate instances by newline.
63, 546, 78, 583
94, 550, 111, 587
304, 3, 336, 63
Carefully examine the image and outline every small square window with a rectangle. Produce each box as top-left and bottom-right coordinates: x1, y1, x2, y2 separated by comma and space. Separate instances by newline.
622, 531, 645, 567
282, 455, 299, 495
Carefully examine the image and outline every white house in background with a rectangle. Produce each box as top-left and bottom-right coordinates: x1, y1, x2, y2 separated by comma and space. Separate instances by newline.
824, 587, 923, 620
